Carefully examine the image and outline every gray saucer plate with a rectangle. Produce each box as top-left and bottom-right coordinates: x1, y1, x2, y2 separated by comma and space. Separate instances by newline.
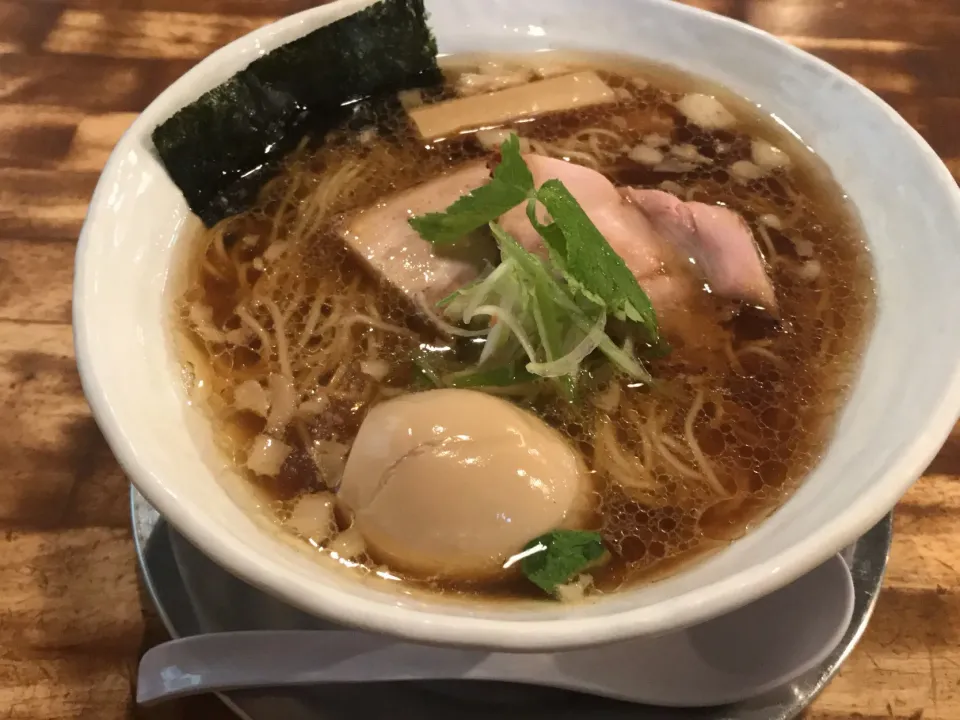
132, 488, 892, 720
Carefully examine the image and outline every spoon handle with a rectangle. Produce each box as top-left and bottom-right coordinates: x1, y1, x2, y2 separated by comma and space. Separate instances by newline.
137, 553, 854, 708
136, 630, 555, 705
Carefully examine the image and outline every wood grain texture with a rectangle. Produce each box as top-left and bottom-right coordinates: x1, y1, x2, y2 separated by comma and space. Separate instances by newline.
0, 1, 957, 719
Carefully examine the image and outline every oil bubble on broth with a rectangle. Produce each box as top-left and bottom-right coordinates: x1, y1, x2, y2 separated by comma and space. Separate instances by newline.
174, 52, 874, 603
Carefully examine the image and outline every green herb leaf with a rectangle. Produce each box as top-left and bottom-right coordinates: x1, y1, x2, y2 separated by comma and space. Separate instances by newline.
520, 529, 607, 595
408, 135, 534, 244
494, 133, 537, 193
532, 180, 659, 339
412, 354, 443, 388
444, 362, 535, 388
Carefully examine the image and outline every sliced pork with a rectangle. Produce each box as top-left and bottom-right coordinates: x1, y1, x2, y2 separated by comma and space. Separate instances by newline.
341, 163, 497, 308
345, 151, 776, 349
501, 154, 663, 279
500, 155, 777, 323
622, 188, 777, 313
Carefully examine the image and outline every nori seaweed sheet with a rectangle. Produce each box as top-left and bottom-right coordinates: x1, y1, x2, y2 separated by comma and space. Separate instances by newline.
152, 0, 441, 227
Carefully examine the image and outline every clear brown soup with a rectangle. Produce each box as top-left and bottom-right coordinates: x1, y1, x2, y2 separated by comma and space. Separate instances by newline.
175, 52, 875, 602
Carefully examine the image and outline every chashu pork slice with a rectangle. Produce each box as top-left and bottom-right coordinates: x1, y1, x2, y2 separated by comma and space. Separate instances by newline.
621, 188, 777, 314
500, 154, 777, 317
341, 162, 497, 309
498, 154, 778, 351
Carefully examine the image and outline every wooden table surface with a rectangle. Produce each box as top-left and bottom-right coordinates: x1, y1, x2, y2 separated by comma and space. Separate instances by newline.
1, 0, 959, 718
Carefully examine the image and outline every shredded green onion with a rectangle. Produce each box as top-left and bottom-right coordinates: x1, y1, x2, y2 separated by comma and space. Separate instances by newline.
407, 133, 662, 392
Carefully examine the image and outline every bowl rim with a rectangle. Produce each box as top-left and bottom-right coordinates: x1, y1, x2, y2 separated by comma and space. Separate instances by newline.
74, 0, 960, 650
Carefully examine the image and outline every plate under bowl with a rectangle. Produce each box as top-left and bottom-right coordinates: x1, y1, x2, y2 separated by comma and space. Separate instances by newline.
133, 488, 893, 720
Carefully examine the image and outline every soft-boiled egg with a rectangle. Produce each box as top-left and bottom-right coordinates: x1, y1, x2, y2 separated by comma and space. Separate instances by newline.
337, 389, 592, 580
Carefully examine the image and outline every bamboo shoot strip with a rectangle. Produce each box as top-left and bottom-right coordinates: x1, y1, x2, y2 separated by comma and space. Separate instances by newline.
409, 72, 617, 140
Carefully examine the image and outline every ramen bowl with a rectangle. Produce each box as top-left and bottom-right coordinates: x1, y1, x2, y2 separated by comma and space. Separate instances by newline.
74, 0, 960, 650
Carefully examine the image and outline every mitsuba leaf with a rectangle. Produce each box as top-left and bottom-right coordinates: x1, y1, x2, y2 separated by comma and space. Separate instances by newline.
533, 180, 659, 340
519, 529, 607, 595
409, 135, 535, 244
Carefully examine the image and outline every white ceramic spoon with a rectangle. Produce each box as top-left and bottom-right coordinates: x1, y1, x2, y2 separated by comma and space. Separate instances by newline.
138, 553, 853, 709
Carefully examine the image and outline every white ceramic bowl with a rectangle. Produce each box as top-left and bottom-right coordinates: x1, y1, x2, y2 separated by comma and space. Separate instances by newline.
74, 0, 960, 651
